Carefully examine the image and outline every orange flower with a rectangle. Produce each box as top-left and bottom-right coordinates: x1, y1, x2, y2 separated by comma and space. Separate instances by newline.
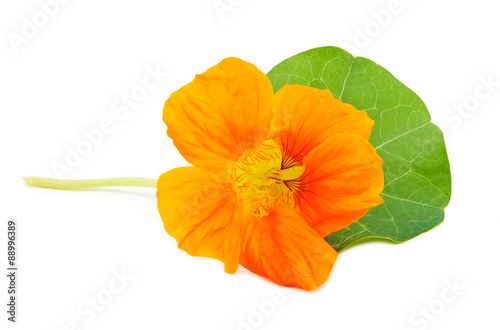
157, 57, 384, 290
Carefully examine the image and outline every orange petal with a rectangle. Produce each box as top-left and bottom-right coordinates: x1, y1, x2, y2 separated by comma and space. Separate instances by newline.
240, 206, 338, 291
163, 58, 274, 170
157, 166, 248, 274
272, 84, 374, 166
298, 133, 384, 237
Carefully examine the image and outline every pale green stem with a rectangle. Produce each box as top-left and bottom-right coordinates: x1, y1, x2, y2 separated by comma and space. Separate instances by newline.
23, 177, 157, 190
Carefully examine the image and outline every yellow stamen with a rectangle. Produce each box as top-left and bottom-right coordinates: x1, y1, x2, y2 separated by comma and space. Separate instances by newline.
278, 166, 304, 181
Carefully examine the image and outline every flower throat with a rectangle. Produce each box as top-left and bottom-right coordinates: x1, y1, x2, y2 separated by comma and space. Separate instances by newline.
231, 139, 303, 217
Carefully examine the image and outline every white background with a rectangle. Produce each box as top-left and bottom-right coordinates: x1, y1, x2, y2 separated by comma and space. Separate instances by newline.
1, 0, 499, 329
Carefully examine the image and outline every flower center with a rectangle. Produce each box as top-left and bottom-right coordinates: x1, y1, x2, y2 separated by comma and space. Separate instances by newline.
231, 139, 303, 217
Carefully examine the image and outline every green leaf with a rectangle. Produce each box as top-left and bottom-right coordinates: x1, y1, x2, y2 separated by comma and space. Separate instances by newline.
267, 46, 452, 251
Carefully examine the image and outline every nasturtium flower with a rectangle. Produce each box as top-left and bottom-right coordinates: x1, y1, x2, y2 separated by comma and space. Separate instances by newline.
157, 57, 384, 290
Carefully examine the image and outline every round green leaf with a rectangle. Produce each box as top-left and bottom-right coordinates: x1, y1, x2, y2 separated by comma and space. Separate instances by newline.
267, 46, 452, 251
